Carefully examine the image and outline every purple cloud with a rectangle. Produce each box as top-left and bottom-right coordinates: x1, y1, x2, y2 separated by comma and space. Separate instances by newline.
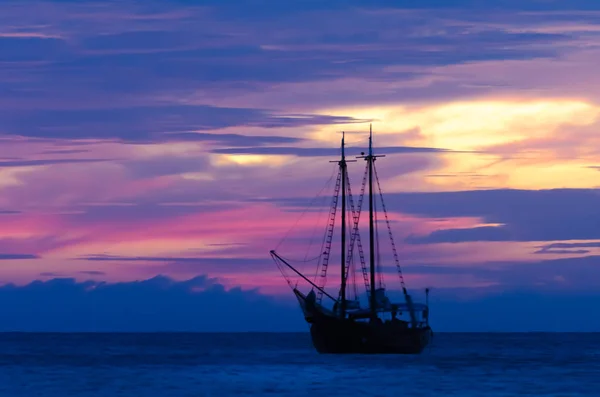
393, 189, 600, 243
0, 158, 111, 168
0, 210, 20, 215
78, 255, 274, 274
266, 188, 600, 245
534, 242, 600, 255
0, 105, 364, 142
0, 253, 39, 260
0, 0, 589, 118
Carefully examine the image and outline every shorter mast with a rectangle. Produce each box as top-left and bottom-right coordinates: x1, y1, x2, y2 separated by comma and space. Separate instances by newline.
339, 132, 347, 318
330, 133, 355, 316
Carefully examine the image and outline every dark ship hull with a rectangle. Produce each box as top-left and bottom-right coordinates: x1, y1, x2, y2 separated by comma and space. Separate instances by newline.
310, 314, 432, 354
295, 288, 432, 354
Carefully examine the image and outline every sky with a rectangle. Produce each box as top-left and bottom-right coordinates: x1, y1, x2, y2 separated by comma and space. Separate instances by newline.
1, 0, 600, 331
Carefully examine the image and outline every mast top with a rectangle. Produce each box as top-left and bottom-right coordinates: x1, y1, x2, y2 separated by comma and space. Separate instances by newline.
368, 124, 372, 157
330, 131, 355, 165
357, 124, 385, 161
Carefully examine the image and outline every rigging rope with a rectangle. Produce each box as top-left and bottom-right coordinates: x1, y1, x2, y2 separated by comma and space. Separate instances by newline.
339, 164, 371, 301
274, 166, 338, 251
374, 189, 385, 289
277, 253, 324, 264
351, 253, 358, 300
373, 162, 407, 291
273, 255, 294, 289
304, 185, 331, 263
316, 168, 342, 302
314, 169, 340, 282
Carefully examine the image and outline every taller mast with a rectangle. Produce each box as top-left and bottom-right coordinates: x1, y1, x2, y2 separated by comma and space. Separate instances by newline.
339, 132, 347, 318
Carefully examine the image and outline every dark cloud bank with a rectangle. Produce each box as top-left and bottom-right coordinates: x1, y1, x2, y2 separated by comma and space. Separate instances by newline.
0, 276, 304, 332
2, 274, 600, 332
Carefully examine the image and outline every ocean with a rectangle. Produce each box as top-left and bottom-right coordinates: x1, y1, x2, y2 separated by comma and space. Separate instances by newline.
0, 332, 598, 396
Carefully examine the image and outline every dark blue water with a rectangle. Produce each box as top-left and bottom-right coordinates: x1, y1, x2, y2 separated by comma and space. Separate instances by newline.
0, 333, 598, 396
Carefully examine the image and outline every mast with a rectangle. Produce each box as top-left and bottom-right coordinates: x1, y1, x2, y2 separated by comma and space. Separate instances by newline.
367, 124, 376, 321
339, 132, 347, 318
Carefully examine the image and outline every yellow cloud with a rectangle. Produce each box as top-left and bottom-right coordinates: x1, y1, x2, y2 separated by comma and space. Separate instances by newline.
317, 98, 599, 151
314, 98, 600, 191
180, 172, 214, 181
0, 168, 28, 189
210, 153, 292, 167
129, 141, 203, 158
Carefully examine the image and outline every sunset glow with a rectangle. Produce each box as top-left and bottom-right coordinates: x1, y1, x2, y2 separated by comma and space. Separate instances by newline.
2, 0, 600, 321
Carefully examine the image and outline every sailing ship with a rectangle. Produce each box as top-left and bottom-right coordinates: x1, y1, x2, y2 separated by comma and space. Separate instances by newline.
270, 126, 433, 354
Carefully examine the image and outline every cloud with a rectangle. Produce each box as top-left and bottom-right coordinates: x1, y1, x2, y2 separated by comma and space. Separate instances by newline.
406, 226, 512, 244
38, 149, 91, 155
268, 188, 600, 246
2, 272, 600, 331
0, 158, 111, 168
0, 275, 303, 332
534, 242, 600, 254
162, 132, 303, 146
39, 272, 63, 277
0, 253, 39, 260
394, 189, 600, 243
211, 145, 453, 157
402, 254, 600, 289
78, 255, 274, 274
81, 30, 200, 54
0, 105, 364, 142
78, 270, 106, 275
0, 0, 584, 117
120, 155, 212, 179
0, 235, 87, 259
0, 210, 20, 215
0, 35, 69, 62
81, 254, 216, 262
